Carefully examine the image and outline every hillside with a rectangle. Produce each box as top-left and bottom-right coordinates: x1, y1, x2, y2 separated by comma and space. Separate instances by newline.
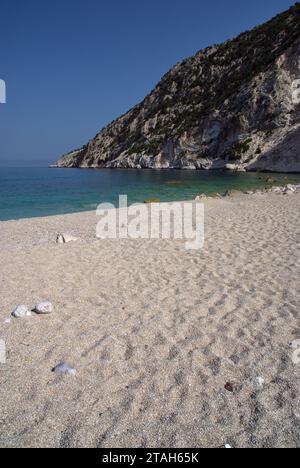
53, 4, 300, 172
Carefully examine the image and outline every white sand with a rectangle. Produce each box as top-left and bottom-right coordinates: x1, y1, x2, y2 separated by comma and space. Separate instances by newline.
0, 192, 299, 448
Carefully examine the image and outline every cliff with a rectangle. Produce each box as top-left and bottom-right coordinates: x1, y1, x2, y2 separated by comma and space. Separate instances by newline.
53, 4, 300, 172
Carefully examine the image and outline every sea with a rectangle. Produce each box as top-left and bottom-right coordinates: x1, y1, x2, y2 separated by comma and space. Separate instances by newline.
0, 167, 299, 221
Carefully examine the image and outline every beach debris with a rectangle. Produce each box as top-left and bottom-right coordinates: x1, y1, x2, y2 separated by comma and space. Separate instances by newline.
56, 233, 78, 244
52, 362, 76, 377
4, 316, 11, 324
225, 444, 232, 449
34, 301, 53, 315
11, 305, 31, 319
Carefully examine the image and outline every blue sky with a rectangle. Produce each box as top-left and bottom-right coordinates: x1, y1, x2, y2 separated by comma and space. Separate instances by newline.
0, 0, 296, 166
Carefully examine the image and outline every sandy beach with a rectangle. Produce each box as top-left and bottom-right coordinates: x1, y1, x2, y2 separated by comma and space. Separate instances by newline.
0, 190, 299, 448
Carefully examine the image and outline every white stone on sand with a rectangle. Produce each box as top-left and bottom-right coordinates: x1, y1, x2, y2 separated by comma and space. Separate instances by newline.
56, 233, 78, 244
34, 301, 53, 315
11, 305, 31, 318
256, 376, 265, 388
52, 362, 76, 376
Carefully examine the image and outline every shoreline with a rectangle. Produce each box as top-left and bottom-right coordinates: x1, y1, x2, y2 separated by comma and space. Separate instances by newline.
0, 188, 299, 447
49, 164, 300, 175
0, 182, 299, 225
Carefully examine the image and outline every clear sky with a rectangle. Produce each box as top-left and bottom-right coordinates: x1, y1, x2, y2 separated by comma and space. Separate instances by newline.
0, 0, 296, 166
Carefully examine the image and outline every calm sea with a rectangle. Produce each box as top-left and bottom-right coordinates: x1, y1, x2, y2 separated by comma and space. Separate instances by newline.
0, 167, 299, 221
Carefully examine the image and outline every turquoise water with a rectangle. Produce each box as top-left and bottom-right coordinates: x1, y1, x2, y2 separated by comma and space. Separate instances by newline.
0, 167, 299, 221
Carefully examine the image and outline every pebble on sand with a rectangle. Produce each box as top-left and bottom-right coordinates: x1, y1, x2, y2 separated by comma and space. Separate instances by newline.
195, 194, 207, 201
12, 305, 31, 318
256, 376, 265, 388
34, 301, 53, 315
224, 382, 235, 393
56, 233, 78, 244
52, 362, 76, 376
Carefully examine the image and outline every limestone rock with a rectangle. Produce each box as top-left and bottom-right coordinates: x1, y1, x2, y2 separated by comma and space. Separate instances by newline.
52, 362, 76, 376
223, 190, 241, 198
195, 194, 207, 201
225, 164, 246, 172
34, 301, 53, 315
283, 189, 294, 195
12, 305, 31, 318
56, 234, 78, 244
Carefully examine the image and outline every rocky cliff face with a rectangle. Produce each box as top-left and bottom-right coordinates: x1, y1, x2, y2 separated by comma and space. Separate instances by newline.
53, 4, 300, 173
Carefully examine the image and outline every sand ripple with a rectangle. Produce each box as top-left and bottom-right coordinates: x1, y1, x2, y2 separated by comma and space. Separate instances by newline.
0, 193, 299, 447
